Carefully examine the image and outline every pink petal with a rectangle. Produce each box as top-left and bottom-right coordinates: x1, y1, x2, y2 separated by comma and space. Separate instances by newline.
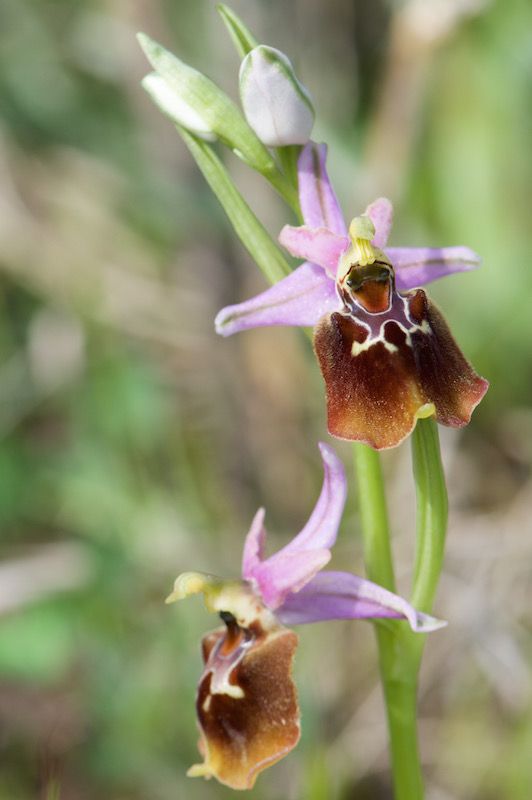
282, 443, 347, 553
365, 197, 393, 248
215, 262, 338, 337
279, 225, 348, 275
242, 444, 346, 610
242, 508, 266, 580
276, 571, 447, 633
253, 549, 331, 610
386, 246, 482, 291
297, 142, 347, 235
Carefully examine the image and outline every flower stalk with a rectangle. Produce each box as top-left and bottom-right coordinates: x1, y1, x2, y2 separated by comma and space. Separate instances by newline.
354, 417, 449, 800
409, 416, 449, 672
410, 417, 448, 613
354, 441, 424, 800
179, 128, 292, 284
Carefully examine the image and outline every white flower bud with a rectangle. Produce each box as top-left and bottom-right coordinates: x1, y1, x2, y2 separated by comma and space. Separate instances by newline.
239, 46, 314, 147
141, 72, 216, 141
137, 33, 276, 174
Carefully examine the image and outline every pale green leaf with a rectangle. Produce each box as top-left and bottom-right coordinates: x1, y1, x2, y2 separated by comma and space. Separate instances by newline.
179, 128, 292, 285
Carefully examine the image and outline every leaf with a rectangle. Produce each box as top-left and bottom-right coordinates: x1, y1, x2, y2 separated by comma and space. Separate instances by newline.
216, 4, 259, 58
179, 129, 292, 285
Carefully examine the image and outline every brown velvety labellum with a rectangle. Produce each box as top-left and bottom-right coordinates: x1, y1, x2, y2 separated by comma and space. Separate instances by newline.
407, 291, 489, 427
314, 312, 424, 449
194, 625, 300, 790
313, 288, 488, 449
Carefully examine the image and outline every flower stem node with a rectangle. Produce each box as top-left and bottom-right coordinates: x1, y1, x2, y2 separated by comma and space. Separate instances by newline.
239, 45, 315, 147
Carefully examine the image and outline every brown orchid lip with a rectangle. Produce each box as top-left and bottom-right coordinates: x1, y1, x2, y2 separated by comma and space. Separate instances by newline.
190, 611, 300, 790
314, 287, 489, 450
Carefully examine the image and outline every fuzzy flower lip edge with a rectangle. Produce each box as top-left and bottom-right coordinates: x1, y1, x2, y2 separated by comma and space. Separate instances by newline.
170, 443, 446, 634
214, 141, 482, 337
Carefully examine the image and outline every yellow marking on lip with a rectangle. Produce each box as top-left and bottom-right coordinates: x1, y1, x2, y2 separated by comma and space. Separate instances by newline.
187, 763, 213, 779
213, 682, 245, 699
351, 337, 398, 357
415, 403, 436, 420
351, 338, 373, 357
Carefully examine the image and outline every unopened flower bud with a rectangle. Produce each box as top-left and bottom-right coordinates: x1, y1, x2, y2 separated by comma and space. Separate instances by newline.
138, 33, 276, 174
141, 72, 216, 141
239, 45, 314, 147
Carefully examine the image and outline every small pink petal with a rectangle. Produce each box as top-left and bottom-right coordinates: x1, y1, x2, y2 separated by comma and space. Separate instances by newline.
253, 549, 331, 610
247, 444, 346, 609
365, 197, 393, 248
242, 508, 266, 580
298, 142, 347, 235
282, 443, 346, 553
215, 261, 338, 337
279, 225, 348, 275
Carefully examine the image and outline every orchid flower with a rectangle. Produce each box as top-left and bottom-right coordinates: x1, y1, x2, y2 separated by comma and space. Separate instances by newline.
216, 142, 488, 450
168, 444, 445, 790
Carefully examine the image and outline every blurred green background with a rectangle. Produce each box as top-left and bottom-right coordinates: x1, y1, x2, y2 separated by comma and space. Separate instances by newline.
1, 1, 531, 798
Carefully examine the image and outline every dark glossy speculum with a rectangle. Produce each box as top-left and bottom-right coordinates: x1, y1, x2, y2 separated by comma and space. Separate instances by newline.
218, 610, 249, 654
339, 261, 394, 315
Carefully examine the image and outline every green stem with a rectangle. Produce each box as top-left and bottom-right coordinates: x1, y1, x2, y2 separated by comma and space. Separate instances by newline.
277, 145, 301, 191
265, 165, 301, 216
354, 443, 423, 800
410, 417, 448, 610
179, 127, 292, 284
408, 417, 448, 665
353, 444, 395, 592
354, 419, 449, 799
380, 664, 424, 800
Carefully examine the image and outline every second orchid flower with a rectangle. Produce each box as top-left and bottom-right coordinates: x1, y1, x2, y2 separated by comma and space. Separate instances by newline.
169, 444, 444, 790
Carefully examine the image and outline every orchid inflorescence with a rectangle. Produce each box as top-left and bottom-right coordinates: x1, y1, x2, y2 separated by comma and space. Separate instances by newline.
138, 5, 488, 793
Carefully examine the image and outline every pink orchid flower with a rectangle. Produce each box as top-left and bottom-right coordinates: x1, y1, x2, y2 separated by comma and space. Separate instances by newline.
168, 443, 444, 790
216, 142, 488, 449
